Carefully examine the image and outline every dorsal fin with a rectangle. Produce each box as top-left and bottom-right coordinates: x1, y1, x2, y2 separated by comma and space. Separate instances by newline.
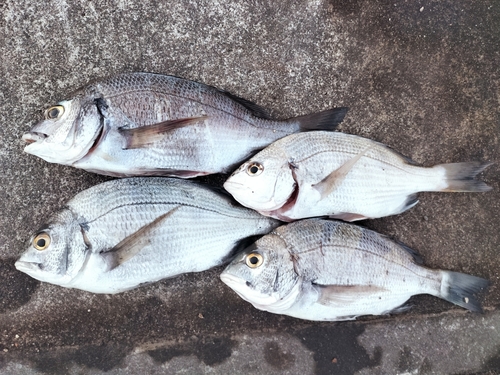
220, 90, 271, 119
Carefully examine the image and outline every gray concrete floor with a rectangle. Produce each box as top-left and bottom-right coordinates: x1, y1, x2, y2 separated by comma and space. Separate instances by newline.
1, 0, 499, 374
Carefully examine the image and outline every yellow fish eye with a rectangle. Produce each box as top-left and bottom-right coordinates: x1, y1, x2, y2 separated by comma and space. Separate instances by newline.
246, 162, 263, 176
245, 252, 263, 268
45, 105, 65, 120
33, 233, 51, 251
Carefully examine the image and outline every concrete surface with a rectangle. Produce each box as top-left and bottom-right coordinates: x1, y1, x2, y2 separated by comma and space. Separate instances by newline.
1, 0, 499, 374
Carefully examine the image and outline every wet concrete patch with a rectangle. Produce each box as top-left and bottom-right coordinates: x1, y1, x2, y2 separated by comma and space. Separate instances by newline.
294, 323, 381, 375
31, 344, 128, 374
481, 345, 500, 373
264, 341, 295, 370
148, 336, 236, 366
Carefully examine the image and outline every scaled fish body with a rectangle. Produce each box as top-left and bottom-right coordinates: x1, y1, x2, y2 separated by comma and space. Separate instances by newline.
15, 178, 280, 293
22, 72, 347, 177
224, 131, 492, 221
220, 219, 489, 321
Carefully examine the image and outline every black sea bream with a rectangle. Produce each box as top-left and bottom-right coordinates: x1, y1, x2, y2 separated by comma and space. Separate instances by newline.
15, 178, 280, 293
221, 219, 489, 321
22, 72, 347, 177
224, 131, 491, 221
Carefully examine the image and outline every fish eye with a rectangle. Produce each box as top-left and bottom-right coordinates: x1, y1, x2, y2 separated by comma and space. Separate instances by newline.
245, 252, 263, 268
45, 105, 65, 120
247, 162, 264, 176
33, 233, 51, 251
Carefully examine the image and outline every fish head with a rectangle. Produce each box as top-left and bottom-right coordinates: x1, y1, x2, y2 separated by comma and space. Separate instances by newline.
15, 209, 88, 287
23, 93, 103, 165
223, 156, 296, 211
220, 233, 299, 311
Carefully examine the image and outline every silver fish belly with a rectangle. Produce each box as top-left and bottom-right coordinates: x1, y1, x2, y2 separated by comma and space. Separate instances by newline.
223, 131, 491, 221
22, 72, 347, 177
15, 178, 281, 294
220, 219, 489, 321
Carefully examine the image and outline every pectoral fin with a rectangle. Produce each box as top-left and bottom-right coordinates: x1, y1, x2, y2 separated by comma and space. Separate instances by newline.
103, 207, 180, 270
120, 116, 208, 149
314, 284, 387, 306
312, 148, 370, 199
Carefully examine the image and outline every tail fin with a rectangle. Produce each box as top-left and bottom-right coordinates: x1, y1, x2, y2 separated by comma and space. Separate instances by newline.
441, 271, 489, 312
290, 107, 348, 131
440, 161, 493, 192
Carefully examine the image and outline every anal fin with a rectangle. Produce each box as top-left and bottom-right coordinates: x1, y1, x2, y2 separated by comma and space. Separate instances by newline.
329, 212, 369, 222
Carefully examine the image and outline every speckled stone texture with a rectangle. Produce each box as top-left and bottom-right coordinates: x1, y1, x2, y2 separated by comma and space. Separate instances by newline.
1, 0, 499, 374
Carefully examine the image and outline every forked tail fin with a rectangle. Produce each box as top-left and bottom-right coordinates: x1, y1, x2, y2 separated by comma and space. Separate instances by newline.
440, 161, 493, 192
291, 107, 349, 131
440, 271, 489, 312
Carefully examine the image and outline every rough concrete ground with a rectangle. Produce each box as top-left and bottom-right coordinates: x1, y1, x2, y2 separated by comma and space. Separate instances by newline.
1, 0, 499, 374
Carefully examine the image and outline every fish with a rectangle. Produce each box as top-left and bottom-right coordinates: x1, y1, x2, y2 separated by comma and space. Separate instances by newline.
15, 177, 281, 294
22, 72, 348, 178
220, 219, 489, 321
223, 131, 492, 221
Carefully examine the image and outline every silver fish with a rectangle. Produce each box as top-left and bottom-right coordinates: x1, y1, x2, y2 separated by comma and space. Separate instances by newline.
15, 178, 280, 294
224, 131, 492, 221
22, 72, 348, 177
220, 219, 489, 321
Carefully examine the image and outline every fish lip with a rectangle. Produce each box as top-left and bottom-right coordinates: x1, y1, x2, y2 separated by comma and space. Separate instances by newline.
223, 180, 245, 190
14, 260, 41, 273
220, 272, 244, 286
223, 180, 287, 211
22, 132, 48, 145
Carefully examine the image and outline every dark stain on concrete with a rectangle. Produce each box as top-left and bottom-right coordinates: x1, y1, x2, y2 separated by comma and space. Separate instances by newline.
294, 324, 382, 375
398, 347, 433, 374
264, 341, 295, 370
481, 345, 500, 373
397, 345, 418, 373
0, 257, 39, 313
420, 357, 433, 374
328, 0, 363, 17
31, 344, 128, 374
147, 336, 236, 366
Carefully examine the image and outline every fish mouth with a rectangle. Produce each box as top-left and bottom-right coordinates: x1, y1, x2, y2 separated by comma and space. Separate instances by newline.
223, 179, 291, 211
220, 273, 255, 302
15, 260, 42, 274
220, 272, 245, 287
22, 132, 48, 145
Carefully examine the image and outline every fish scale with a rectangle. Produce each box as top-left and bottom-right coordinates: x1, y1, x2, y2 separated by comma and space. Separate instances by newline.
220, 219, 489, 321
15, 178, 281, 294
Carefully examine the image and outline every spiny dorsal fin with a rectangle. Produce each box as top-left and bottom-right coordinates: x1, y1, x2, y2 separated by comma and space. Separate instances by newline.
219, 90, 271, 119
312, 147, 370, 199
119, 116, 208, 149
103, 207, 180, 270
